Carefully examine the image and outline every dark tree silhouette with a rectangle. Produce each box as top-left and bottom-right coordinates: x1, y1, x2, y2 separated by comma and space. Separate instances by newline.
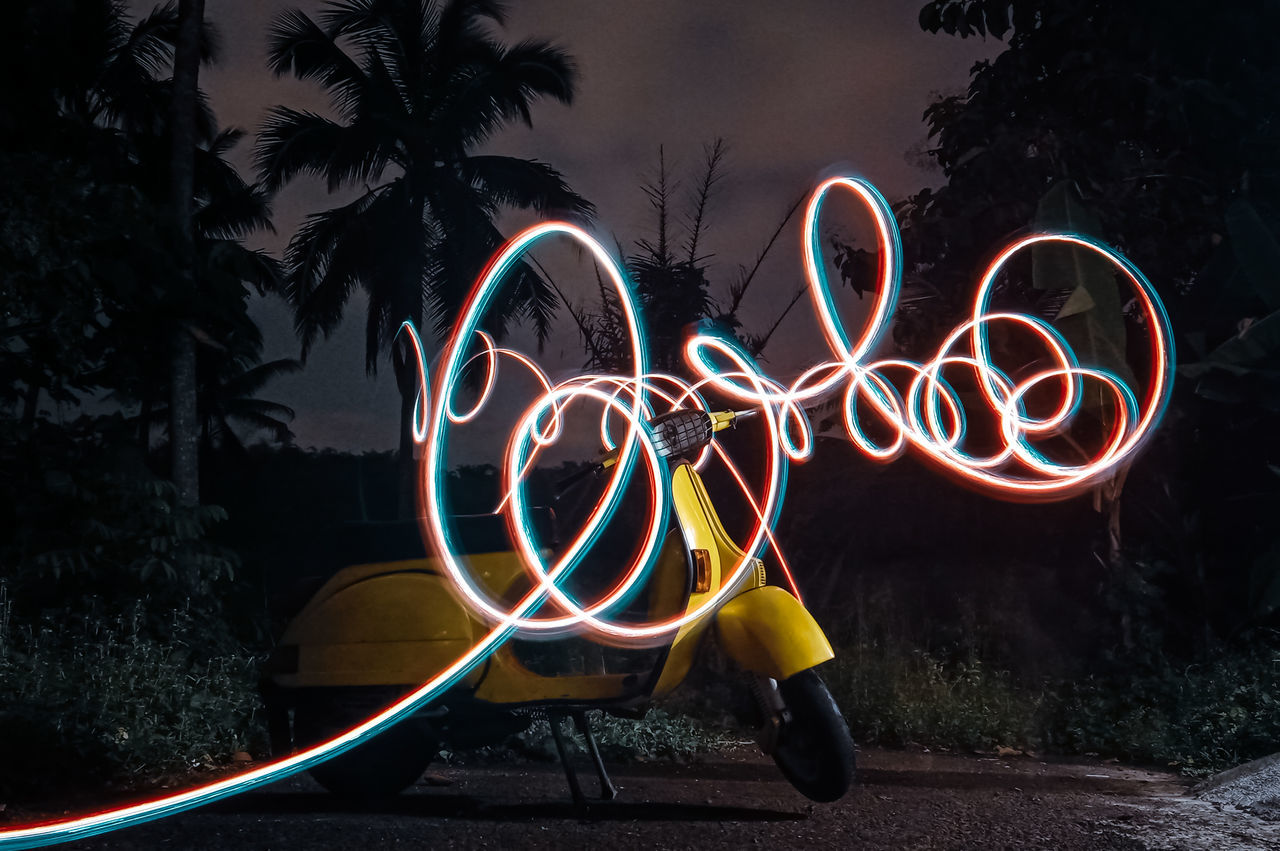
580, 144, 722, 374
104, 125, 283, 453
909, 0, 1280, 644
168, 0, 208, 508
3, 1, 279, 494
256, 0, 594, 516
907, 0, 1280, 337
577, 140, 804, 375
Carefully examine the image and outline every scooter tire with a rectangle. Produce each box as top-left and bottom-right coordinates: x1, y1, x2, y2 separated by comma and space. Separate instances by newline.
293, 694, 438, 800
772, 668, 855, 802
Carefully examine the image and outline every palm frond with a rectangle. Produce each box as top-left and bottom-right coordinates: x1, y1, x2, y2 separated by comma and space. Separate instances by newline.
266, 8, 370, 120
286, 183, 406, 357
364, 275, 397, 374
437, 0, 508, 47
457, 155, 594, 222
224, 407, 296, 443
200, 242, 282, 295
429, 37, 576, 149
222, 365, 299, 409
95, 71, 169, 132
116, 1, 178, 78
494, 39, 578, 108
360, 36, 413, 118
196, 183, 275, 240
224, 395, 298, 424
254, 106, 395, 192
425, 180, 557, 344
207, 126, 244, 158
323, 0, 415, 96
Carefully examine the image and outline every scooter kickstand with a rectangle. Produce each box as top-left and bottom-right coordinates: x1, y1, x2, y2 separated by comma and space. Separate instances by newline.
549, 712, 587, 812
572, 709, 618, 801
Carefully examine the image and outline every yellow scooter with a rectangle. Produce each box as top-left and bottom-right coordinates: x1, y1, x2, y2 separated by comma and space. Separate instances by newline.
261, 409, 854, 805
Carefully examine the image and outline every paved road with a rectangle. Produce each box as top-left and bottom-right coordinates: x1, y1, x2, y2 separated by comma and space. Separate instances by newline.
52, 749, 1280, 850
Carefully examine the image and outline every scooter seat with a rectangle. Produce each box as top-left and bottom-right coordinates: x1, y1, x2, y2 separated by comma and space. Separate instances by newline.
335, 508, 558, 564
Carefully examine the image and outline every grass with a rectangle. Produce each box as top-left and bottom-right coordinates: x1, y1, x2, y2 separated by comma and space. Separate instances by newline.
823, 643, 1043, 754
446, 708, 741, 766
567, 708, 740, 762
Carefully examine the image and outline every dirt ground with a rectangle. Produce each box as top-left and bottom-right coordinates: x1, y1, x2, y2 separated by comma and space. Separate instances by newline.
36, 748, 1280, 850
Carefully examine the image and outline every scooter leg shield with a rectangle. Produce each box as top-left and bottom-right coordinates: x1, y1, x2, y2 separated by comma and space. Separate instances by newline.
714, 586, 834, 681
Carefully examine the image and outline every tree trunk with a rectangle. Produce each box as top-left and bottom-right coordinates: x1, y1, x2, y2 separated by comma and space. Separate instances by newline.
139, 396, 152, 452
167, 0, 204, 508
394, 193, 428, 521
393, 338, 419, 520
1096, 463, 1132, 648
20, 378, 39, 429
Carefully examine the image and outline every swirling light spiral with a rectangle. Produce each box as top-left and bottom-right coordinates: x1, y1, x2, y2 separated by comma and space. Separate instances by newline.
0, 175, 1172, 848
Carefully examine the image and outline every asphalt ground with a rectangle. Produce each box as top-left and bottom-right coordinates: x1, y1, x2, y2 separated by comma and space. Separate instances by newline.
19, 748, 1280, 850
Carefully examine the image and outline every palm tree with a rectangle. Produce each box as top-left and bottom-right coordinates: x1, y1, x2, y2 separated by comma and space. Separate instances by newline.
168, 0, 209, 508
104, 125, 283, 452
143, 323, 302, 454
255, 0, 594, 516
196, 356, 301, 453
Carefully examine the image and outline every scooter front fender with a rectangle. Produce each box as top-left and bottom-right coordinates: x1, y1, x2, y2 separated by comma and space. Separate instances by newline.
714, 585, 834, 681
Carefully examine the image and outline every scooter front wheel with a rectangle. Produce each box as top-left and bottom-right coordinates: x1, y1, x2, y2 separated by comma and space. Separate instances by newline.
772, 668, 855, 802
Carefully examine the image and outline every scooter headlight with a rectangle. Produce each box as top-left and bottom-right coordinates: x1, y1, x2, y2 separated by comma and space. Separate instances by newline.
650, 409, 714, 459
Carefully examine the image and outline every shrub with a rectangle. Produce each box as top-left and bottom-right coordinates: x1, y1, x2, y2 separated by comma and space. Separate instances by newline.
0, 586, 265, 799
1039, 642, 1280, 775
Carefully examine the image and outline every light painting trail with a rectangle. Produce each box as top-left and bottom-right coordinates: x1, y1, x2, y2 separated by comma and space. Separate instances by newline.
0, 174, 1174, 849
684, 176, 1174, 496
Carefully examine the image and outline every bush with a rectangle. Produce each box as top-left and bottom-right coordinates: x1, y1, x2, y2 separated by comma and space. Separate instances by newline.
818, 634, 1280, 776
0, 585, 264, 799
1039, 642, 1280, 776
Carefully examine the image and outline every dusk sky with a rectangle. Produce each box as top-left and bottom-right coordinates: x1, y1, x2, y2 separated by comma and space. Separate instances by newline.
131, 0, 998, 457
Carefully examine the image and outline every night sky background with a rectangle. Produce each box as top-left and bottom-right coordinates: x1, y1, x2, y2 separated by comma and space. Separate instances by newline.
130, 0, 996, 455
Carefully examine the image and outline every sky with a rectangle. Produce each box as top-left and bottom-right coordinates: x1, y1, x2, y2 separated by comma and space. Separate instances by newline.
131, 0, 998, 456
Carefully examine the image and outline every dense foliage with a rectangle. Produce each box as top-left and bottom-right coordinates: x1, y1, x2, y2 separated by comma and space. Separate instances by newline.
0, 0, 280, 800
898, 0, 1280, 648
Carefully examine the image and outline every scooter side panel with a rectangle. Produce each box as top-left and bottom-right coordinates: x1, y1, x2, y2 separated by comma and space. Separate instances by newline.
714, 585, 834, 681
272, 562, 484, 689
472, 652, 636, 704
278, 640, 479, 688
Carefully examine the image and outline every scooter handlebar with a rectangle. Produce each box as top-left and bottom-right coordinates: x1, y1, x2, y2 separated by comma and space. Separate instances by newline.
711, 409, 757, 433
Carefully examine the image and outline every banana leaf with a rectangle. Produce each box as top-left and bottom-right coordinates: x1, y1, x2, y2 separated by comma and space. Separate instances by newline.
1032, 181, 1137, 407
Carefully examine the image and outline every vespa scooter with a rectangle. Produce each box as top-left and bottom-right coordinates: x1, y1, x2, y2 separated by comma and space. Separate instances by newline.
261, 408, 855, 805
